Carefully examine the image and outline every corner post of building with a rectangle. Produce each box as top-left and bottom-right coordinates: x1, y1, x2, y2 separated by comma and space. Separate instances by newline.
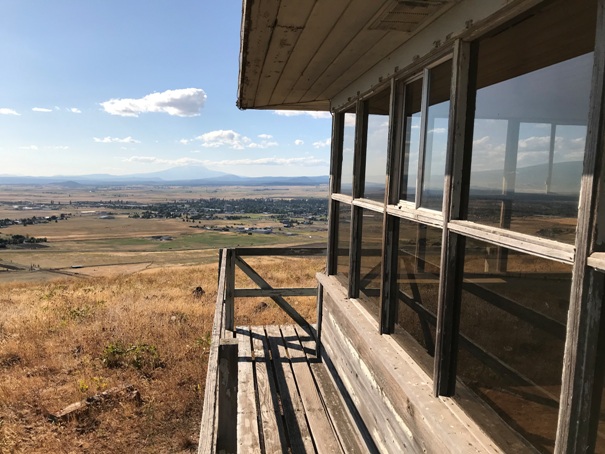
555, 1, 605, 450
434, 38, 476, 396
349, 100, 368, 298
327, 112, 344, 276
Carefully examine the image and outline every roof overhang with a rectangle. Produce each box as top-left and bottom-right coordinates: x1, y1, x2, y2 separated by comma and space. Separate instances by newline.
237, 0, 457, 112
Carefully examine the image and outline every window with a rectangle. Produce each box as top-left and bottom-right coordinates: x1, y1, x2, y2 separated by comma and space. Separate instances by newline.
340, 112, 356, 196
466, 0, 595, 244
457, 239, 571, 452
337, 203, 351, 277
395, 220, 442, 376
364, 89, 391, 202
359, 208, 383, 311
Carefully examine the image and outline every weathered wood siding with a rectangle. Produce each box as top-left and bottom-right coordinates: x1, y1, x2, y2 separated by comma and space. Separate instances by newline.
318, 273, 532, 453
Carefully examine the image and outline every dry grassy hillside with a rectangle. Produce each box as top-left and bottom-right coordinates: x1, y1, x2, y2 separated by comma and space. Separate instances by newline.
0, 258, 321, 453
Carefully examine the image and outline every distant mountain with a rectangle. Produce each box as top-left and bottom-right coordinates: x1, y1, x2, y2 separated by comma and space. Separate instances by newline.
0, 166, 328, 187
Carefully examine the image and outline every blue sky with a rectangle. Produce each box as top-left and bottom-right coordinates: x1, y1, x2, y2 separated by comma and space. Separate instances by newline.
0, 1, 332, 177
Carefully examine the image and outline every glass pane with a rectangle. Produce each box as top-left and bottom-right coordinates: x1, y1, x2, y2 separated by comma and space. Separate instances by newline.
395, 219, 442, 376
467, 0, 595, 244
340, 112, 356, 196
359, 208, 382, 309
458, 238, 571, 453
401, 78, 423, 202
364, 88, 391, 202
337, 203, 351, 277
421, 60, 451, 211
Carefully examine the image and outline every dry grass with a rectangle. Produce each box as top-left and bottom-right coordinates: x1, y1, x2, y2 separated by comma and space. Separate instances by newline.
0, 257, 321, 453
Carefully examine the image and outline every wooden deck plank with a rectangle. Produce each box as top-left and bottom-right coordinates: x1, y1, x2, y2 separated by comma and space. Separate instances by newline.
294, 325, 372, 454
251, 326, 288, 454
236, 327, 261, 452
281, 325, 342, 454
265, 325, 315, 453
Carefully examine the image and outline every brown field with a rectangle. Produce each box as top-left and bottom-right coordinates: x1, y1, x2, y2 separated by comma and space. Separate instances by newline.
0, 184, 326, 452
0, 257, 322, 453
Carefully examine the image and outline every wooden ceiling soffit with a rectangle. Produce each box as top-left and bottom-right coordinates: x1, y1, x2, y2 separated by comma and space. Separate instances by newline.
253, 0, 316, 107
286, 0, 392, 106
268, 0, 352, 107
238, 0, 280, 110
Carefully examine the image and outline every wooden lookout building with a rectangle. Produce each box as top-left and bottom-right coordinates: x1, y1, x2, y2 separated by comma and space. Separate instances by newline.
199, 0, 605, 452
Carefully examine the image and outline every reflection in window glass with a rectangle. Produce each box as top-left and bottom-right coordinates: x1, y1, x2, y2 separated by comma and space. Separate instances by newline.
359, 208, 382, 309
364, 89, 391, 202
340, 112, 356, 196
421, 60, 451, 211
458, 238, 571, 452
395, 219, 441, 376
402, 78, 423, 202
337, 203, 351, 277
467, 0, 595, 243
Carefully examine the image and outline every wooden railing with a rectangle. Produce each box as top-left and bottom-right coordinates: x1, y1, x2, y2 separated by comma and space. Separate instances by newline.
198, 246, 326, 454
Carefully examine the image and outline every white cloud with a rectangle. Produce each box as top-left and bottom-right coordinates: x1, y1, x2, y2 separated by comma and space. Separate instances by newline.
69, 107, 82, 114
179, 139, 191, 145
273, 110, 331, 120
32, 107, 53, 113
313, 138, 331, 148
49, 145, 69, 150
94, 136, 140, 144
0, 108, 20, 116
294, 139, 304, 146
429, 127, 447, 134
193, 129, 277, 150
101, 88, 207, 117
19, 145, 39, 150
197, 130, 251, 149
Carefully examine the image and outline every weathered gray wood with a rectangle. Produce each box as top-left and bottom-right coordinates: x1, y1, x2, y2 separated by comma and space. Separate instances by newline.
319, 273, 531, 453
254, 0, 316, 107
556, 0, 605, 451
434, 39, 475, 397
265, 325, 315, 453
316, 284, 324, 359
294, 325, 370, 454
198, 249, 229, 454
235, 256, 309, 328
281, 325, 342, 454
327, 113, 345, 275
251, 326, 288, 454
380, 77, 403, 334
236, 328, 261, 453
234, 247, 326, 257
349, 101, 367, 298
224, 248, 235, 335
448, 219, 575, 264
217, 338, 238, 454
233, 287, 317, 298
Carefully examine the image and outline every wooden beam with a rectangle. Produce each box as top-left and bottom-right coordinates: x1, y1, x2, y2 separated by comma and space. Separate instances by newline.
216, 338, 238, 454
235, 256, 309, 328
434, 39, 476, 397
328, 113, 345, 275
233, 288, 317, 298
224, 248, 235, 335
236, 328, 261, 452
198, 249, 229, 454
381, 79, 403, 334
556, 0, 605, 451
234, 247, 326, 257
349, 100, 368, 298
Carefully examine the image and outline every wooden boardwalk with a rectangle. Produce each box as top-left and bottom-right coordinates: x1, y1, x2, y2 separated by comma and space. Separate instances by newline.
235, 325, 371, 454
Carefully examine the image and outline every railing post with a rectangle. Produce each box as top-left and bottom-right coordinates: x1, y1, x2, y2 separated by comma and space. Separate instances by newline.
224, 248, 235, 334
216, 337, 238, 454
316, 283, 324, 358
